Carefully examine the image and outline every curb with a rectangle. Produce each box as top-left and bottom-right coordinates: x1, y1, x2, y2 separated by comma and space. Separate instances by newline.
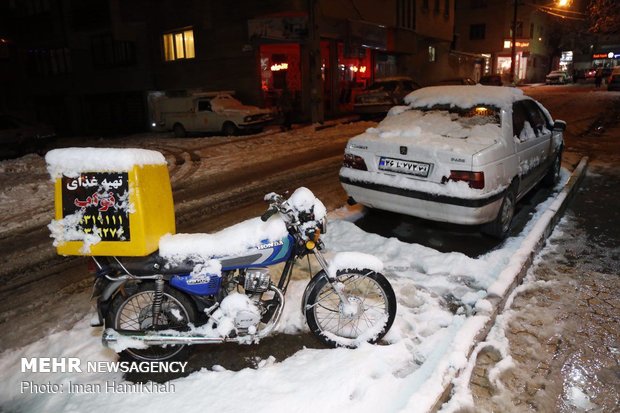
428, 157, 589, 412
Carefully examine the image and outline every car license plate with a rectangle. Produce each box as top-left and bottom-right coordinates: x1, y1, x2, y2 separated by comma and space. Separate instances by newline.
378, 157, 430, 177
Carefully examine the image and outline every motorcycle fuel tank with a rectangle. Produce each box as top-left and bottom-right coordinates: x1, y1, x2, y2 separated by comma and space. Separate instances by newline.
220, 234, 294, 270
169, 235, 293, 296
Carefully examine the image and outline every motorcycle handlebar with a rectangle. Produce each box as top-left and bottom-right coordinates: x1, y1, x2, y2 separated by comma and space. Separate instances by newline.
261, 206, 278, 222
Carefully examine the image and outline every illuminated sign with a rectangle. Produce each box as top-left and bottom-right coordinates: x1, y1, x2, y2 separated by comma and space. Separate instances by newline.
349, 65, 367, 73
270, 63, 289, 71
592, 52, 619, 59
503, 40, 530, 49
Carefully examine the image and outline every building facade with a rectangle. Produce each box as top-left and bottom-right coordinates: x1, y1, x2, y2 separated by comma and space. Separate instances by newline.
454, 0, 553, 84
2, 0, 459, 136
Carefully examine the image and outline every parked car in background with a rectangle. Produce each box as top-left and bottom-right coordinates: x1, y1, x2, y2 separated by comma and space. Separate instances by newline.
574, 68, 596, 81
433, 77, 476, 86
480, 74, 503, 86
607, 67, 620, 91
340, 85, 565, 239
353, 76, 421, 117
0, 114, 56, 159
545, 70, 570, 85
152, 91, 274, 137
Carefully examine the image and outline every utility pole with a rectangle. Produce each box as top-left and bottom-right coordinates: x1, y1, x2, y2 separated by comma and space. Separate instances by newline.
308, 0, 324, 124
510, 0, 518, 84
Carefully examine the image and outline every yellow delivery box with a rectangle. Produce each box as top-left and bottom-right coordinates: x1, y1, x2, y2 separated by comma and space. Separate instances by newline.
46, 147, 175, 256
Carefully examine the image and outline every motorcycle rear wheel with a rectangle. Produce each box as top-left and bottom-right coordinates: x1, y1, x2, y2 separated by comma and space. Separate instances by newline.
305, 270, 396, 348
106, 282, 198, 361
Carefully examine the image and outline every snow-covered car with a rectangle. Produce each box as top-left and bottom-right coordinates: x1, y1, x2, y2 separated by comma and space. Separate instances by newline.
353, 76, 421, 116
340, 85, 566, 238
545, 70, 569, 85
153, 92, 275, 137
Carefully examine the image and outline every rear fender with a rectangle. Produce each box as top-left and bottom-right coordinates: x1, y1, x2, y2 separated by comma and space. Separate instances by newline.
93, 278, 126, 326
101, 279, 126, 302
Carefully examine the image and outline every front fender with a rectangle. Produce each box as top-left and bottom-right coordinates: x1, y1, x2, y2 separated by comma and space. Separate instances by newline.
301, 270, 328, 317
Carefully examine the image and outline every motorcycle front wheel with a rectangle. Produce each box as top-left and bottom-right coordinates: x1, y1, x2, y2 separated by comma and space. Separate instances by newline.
304, 269, 396, 348
106, 282, 198, 361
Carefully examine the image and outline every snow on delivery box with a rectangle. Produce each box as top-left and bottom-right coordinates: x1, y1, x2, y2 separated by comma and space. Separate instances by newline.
45, 147, 175, 256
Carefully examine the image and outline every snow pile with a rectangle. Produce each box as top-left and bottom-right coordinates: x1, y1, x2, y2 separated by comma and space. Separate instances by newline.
159, 216, 288, 261
47, 210, 102, 253
188, 260, 222, 281
45, 147, 167, 179
202, 293, 262, 339
404, 85, 524, 109
370, 110, 501, 146
327, 251, 384, 278
286, 186, 327, 220
160, 187, 327, 262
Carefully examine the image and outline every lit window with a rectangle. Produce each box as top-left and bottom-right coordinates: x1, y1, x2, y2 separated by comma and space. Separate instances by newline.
163, 29, 195, 61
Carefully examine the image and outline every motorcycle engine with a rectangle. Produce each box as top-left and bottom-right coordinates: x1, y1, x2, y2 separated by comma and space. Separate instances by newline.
214, 292, 262, 336
242, 267, 271, 293
209, 268, 272, 337
234, 309, 261, 331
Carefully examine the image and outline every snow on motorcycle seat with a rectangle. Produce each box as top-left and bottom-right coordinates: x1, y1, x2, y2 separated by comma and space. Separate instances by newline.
46, 147, 175, 257
158, 215, 289, 265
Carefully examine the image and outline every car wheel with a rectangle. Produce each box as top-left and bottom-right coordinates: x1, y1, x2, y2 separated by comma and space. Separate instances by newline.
483, 187, 516, 239
222, 122, 238, 136
173, 123, 186, 138
543, 151, 562, 187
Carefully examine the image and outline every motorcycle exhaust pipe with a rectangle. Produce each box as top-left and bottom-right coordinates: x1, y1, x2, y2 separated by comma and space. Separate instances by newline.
103, 284, 285, 348
103, 329, 238, 346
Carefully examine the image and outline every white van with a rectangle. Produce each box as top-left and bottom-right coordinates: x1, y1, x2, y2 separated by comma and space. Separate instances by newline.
152, 91, 274, 137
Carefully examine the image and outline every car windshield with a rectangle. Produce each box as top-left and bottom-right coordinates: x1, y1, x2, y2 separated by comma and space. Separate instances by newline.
416, 104, 500, 128
374, 104, 502, 143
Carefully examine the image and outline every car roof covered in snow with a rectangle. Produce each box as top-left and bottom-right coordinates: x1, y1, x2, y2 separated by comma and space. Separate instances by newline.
404, 85, 525, 110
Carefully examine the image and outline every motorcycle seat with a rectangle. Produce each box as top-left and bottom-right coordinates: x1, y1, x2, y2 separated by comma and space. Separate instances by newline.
158, 216, 288, 261
98, 253, 196, 276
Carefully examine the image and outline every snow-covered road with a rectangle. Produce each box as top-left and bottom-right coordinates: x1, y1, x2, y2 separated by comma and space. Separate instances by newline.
0, 84, 617, 413
0, 169, 572, 413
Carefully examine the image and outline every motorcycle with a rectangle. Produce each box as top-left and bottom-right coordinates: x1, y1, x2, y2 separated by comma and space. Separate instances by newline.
92, 187, 397, 361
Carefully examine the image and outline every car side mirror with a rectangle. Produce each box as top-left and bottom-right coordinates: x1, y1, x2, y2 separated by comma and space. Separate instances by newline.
553, 120, 566, 131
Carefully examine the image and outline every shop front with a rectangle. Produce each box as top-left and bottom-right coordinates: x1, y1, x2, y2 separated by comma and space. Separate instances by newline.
591, 50, 620, 73
250, 15, 397, 120
496, 39, 530, 83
